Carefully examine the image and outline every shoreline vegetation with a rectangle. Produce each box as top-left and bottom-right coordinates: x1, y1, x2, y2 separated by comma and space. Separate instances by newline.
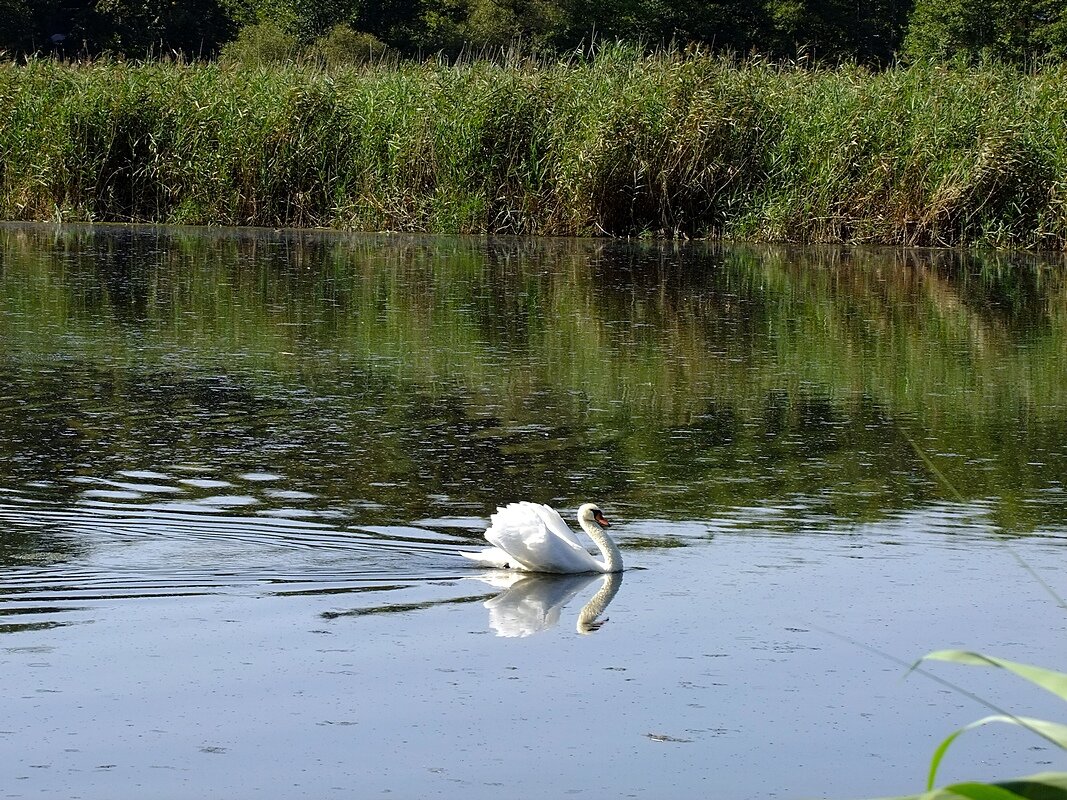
3, 48, 1067, 248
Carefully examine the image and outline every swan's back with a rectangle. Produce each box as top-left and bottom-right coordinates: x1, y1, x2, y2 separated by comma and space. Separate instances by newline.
491, 503, 582, 546
485, 502, 603, 574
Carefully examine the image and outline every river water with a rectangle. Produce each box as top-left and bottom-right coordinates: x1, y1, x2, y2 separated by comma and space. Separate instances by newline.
2, 224, 1066, 799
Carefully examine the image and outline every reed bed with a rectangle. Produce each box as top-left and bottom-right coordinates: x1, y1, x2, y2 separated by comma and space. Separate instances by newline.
2, 50, 1067, 247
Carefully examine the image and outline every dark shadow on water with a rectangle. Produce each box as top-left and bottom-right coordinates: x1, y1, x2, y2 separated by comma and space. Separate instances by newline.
319, 592, 496, 619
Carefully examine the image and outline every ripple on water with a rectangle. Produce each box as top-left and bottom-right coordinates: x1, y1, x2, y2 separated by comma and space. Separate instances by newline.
264, 489, 318, 500
0, 468, 477, 623
79, 490, 145, 501
115, 470, 173, 480
177, 478, 235, 489
239, 472, 283, 482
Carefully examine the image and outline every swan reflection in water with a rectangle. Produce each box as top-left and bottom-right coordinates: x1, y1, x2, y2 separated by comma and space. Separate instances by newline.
473, 571, 624, 637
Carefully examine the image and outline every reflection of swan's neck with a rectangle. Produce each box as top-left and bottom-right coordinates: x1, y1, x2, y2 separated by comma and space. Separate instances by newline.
577, 572, 623, 633
580, 518, 624, 573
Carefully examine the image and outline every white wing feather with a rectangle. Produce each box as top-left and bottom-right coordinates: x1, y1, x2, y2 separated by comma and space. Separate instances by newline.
482, 502, 601, 573
529, 503, 584, 548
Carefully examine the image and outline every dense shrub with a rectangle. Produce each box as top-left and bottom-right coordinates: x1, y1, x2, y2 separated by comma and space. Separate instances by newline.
2, 50, 1066, 247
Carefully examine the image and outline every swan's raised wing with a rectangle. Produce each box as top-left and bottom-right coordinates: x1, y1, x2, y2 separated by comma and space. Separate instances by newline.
486, 502, 601, 573
530, 503, 585, 549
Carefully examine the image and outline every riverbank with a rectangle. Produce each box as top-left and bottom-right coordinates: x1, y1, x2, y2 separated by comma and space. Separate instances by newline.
2, 50, 1066, 248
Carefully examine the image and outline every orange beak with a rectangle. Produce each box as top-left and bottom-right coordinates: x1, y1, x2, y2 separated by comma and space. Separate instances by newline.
594, 510, 610, 528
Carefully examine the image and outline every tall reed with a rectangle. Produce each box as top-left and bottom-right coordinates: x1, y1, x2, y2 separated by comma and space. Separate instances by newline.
2, 50, 1066, 247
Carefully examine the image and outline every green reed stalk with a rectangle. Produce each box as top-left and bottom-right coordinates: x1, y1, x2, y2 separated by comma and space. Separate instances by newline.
1, 49, 1066, 247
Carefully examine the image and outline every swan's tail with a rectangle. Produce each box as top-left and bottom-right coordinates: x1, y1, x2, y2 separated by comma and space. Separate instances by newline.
459, 547, 515, 569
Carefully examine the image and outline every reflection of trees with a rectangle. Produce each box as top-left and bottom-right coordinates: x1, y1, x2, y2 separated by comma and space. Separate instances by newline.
0, 226, 1065, 538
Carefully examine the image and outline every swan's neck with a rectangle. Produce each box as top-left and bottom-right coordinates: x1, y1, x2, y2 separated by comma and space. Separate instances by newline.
580, 519, 624, 573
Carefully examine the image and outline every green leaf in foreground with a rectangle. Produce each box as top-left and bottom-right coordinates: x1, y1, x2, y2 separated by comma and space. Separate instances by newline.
935, 781, 1033, 800
919, 651, 1067, 703
875, 771, 1067, 800
913, 651, 1067, 789
928, 717, 1067, 789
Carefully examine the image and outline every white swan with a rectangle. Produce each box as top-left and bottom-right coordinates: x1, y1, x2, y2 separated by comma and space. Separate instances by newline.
460, 502, 623, 574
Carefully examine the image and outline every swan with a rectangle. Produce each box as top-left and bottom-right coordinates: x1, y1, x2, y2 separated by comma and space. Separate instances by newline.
460, 502, 623, 574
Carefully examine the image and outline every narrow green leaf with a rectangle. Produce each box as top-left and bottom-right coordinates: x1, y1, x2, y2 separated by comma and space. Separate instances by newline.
940, 781, 1032, 800
929, 717, 1067, 788
995, 773, 1067, 800
921, 651, 1067, 704
929, 726, 971, 790
873, 772, 1067, 800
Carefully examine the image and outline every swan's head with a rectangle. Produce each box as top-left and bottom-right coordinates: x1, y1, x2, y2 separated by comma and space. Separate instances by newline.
578, 503, 610, 529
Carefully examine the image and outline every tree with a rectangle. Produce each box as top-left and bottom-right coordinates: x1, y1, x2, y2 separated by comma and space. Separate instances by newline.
0, 0, 98, 56
1033, 0, 1067, 59
760, 0, 912, 63
311, 23, 390, 65
0, 0, 32, 53
463, 0, 565, 50
904, 0, 1067, 63
101, 1, 239, 55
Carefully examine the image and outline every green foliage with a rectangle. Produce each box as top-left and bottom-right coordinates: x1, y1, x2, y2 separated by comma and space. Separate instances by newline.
0, 0, 918, 63
872, 651, 1067, 800
219, 20, 301, 64
0, 0, 30, 53
463, 0, 563, 50
904, 0, 1067, 64
1034, 0, 1067, 60
5, 0, 1067, 66
221, 0, 361, 41
219, 19, 391, 67
883, 773, 1067, 800
91, 0, 239, 56
311, 24, 391, 67
3, 53, 1067, 247
763, 0, 911, 63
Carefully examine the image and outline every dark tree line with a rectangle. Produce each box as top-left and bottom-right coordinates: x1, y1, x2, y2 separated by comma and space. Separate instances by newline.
2, 0, 1067, 64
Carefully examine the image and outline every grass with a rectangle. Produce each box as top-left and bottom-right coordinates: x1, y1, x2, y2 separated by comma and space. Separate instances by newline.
2, 48, 1067, 246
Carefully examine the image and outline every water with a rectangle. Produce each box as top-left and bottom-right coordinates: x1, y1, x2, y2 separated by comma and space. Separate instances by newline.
2, 224, 1067, 798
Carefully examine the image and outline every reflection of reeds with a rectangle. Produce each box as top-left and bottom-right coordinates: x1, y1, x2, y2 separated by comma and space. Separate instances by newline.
3, 53, 1067, 246
2, 228, 1064, 421
2, 227, 1065, 526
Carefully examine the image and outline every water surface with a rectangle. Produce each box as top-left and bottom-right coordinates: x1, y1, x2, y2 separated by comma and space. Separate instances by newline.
2, 225, 1067, 798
